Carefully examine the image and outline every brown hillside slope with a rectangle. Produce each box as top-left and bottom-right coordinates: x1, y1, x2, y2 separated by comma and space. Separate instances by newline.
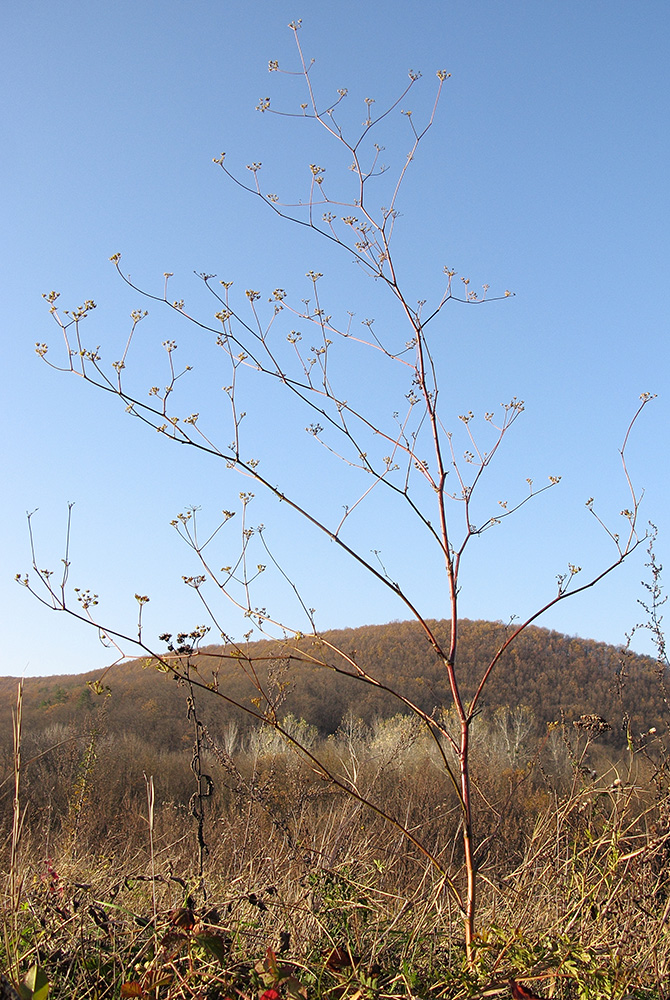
0, 620, 663, 750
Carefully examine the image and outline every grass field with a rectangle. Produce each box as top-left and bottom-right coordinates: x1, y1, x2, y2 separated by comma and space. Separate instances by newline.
3, 684, 670, 1000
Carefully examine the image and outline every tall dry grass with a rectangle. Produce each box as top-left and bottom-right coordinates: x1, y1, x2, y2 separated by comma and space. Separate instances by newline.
2, 700, 670, 998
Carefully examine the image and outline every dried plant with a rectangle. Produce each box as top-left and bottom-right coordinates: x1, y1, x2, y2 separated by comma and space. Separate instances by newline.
21, 21, 655, 966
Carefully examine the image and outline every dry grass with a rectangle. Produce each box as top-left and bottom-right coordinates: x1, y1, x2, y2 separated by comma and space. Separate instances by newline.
2, 703, 670, 999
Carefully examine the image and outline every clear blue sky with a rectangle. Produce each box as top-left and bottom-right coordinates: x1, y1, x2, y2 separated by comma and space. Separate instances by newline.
3, 1, 668, 677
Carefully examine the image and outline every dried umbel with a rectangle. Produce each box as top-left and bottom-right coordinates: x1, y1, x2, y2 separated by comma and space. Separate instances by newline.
573, 713, 612, 734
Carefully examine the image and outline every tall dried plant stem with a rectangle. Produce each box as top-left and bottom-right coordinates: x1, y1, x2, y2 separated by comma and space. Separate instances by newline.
3, 681, 25, 986
144, 773, 157, 939
10, 681, 24, 912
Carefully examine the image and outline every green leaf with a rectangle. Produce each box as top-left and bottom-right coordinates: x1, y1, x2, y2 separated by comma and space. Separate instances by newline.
194, 933, 228, 964
284, 975, 308, 1000
20, 966, 50, 1000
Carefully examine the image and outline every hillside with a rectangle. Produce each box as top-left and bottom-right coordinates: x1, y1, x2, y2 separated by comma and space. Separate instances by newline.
0, 619, 664, 749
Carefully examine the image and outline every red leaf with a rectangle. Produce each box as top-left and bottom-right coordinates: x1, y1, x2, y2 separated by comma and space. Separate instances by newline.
120, 984, 145, 999
325, 946, 359, 971
509, 981, 546, 1000
159, 929, 189, 958
169, 906, 196, 930
260, 990, 281, 1000
264, 946, 280, 977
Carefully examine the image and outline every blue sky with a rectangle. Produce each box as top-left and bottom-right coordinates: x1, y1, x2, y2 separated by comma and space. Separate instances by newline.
3, 1, 668, 677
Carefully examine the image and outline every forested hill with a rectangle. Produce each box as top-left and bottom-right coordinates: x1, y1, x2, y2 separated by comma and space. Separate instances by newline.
1, 619, 664, 749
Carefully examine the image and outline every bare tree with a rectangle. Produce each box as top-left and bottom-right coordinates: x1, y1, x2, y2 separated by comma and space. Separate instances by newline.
24, 21, 653, 962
